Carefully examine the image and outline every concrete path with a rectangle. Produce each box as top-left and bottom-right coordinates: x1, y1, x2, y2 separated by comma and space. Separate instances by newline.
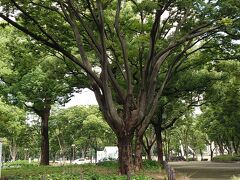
169, 161, 240, 180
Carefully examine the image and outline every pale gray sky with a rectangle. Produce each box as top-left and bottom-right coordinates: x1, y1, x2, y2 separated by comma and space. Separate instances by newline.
65, 88, 98, 108
65, 88, 202, 115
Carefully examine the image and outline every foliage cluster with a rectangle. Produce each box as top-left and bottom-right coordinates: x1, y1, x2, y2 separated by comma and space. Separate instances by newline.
3, 160, 38, 168
212, 155, 240, 162
96, 160, 119, 169
97, 160, 162, 170
142, 160, 162, 170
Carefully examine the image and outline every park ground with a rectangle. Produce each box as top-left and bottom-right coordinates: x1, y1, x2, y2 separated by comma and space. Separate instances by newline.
2, 160, 240, 179
170, 161, 240, 180
1, 160, 167, 179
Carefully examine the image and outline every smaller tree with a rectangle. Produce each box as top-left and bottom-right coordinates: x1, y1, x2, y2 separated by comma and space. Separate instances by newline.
50, 106, 115, 162
0, 100, 27, 161
0, 27, 87, 165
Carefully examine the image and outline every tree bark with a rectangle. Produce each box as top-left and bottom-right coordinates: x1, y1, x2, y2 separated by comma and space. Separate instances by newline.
134, 133, 143, 171
200, 149, 203, 161
154, 127, 164, 165
40, 107, 50, 165
166, 135, 171, 161
118, 133, 134, 175
9, 139, 17, 161
210, 143, 214, 161
219, 144, 224, 155
146, 150, 152, 160
232, 138, 239, 154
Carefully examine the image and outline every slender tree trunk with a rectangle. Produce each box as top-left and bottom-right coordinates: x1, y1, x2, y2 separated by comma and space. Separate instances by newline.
118, 133, 134, 175
217, 141, 224, 155
147, 150, 152, 160
185, 145, 189, 161
134, 133, 143, 171
232, 139, 239, 155
40, 107, 50, 165
53, 153, 56, 163
200, 149, 203, 161
210, 149, 214, 161
154, 125, 164, 165
81, 149, 85, 158
226, 140, 232, 154
210, 143, 214, 161
167, 138, 171, 161
151, 109, 165, 165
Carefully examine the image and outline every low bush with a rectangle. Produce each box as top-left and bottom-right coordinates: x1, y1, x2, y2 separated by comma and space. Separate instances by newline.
96, 160, 119, 168
3, 160, 38, 168
169, 156, 186, 161
142, 160, 161, 169
212, 155, 240, 162
187, 158, 197, 161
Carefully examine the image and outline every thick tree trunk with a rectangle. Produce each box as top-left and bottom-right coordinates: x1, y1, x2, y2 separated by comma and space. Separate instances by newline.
9, 140, 17, 161
40, 107, 50, 165
118, 133, 134, 175
155, 128, 164, 165
134, 133, 143, 171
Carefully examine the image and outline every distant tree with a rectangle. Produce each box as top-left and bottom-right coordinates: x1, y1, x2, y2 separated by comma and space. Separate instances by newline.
50, 106, 115, 162
0, 100, 27, 161
196, 60, 240, 157
0, 27, 87, 165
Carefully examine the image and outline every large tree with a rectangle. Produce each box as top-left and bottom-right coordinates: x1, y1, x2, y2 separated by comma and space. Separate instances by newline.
134, 51, 224, 168
0, 0, 239, 174
0, 27, 86, 165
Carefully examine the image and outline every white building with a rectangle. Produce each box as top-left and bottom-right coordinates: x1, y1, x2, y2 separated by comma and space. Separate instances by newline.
97, 146, 118, 162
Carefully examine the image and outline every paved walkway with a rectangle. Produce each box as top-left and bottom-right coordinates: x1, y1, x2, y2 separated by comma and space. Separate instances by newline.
169, 161, 240, 180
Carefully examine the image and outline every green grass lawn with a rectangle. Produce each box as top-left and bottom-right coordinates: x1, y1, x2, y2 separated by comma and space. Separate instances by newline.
1, 160, 167, 180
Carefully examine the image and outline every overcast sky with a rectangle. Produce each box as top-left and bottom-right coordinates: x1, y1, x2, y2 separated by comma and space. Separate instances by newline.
64, 88, 98, 108
64, 88, 202, 115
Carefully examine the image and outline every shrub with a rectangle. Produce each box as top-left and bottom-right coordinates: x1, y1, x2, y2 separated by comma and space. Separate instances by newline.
96, 160, 119, 168
3, 160, 38, 168
142, 160, 161, 169
169, 156, 186, 161
187, 158, 197, 161
212, 155, 240, 162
